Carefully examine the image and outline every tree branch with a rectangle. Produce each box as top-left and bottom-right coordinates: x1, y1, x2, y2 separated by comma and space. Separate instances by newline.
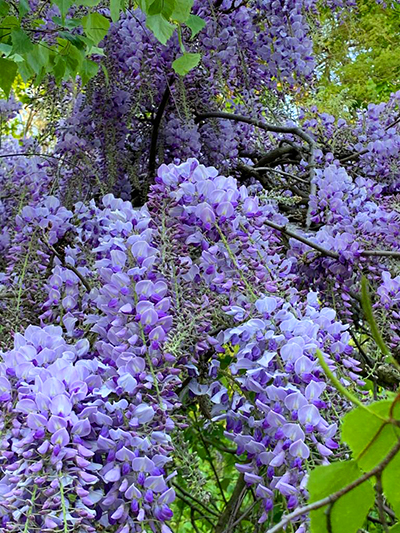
214, 474, 246, 533
195, 111, 316, 146
148, 76, 174, 178
195, 110, 317, 227
264, 219, 400, 260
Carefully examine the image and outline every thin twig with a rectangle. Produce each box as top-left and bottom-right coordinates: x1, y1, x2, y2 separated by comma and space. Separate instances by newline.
195, 111, 316, 147
375, 474, 389, 532
264, 219, 400, 260
174, 492, 216, 527
190, 508, 201, 533
172, 482, 219, 517
255, 166, 309, 184
198, 430, 228, 505
48, 244, 91, 292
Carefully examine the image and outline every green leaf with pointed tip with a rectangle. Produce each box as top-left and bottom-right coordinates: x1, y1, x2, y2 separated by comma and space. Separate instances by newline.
170, 0, 192, 22
185, 14, 205, 38
341, 400, 399, 471
172, 52, 200, 75
58, 31, 87, 50
82, 12, 110, 45
361, 276, 391, 356
382, 451, 400, 519
53, 55, 66, 84
110, 0, 123, 22
146, 14, 175, 44
79, 58, 99, 85
11, 28, 33, 54
0, 57, 17, 97
308, 460, 374, 533
17, 58, 34, 82
101, 63, 109, 84
0, 15, 19, 31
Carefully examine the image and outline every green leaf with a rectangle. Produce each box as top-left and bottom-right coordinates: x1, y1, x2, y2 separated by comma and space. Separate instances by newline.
170, 0, 193, 22
82, 12, 110, 45
390, 524, 400, 533
160, 0, 176, 19
382, 450, 400, 518
148, 0, 164, 16
79, 58, 99, 84
26, 44, 50, 75
18, 0, 30, 18
11, 28, 33, 54
64, 43, 83, 74
0, 16, 20, 32
58, 31, 86, 50
185, 14, 205, 38
53, 0, 73, 19
110, 0, 123, 22
0, 57, 17, 97
0, 43, 12, 55
172, 52, 200, 75
341, 400, 399, 471
52, 16, 82, 28
146, 14, 175, 44
17, 59, 34, 82
308, 460, 375, 533
0, 0, 9, 16
53, 55, 66, 84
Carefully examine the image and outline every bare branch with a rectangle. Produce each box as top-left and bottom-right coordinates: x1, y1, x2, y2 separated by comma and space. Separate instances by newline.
148, 76, 174, 178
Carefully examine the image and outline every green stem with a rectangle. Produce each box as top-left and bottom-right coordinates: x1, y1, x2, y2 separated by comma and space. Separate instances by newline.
177, 24, 185, 53
58, 474, 68, 533
316, 349, 387, 421
23, 485, 37, 533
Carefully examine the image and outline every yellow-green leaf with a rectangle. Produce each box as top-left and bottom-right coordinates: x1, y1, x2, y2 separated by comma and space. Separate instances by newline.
172, 52, 200, 75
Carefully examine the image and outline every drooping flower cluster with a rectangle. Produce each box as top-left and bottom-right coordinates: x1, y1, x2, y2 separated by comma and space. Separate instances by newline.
0, 158, 369, 531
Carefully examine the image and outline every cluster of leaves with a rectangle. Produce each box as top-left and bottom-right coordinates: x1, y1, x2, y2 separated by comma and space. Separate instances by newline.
0, 0, 200, 96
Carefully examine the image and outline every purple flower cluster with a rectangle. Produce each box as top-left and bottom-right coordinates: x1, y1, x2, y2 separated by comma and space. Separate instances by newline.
0, 156, 369, 530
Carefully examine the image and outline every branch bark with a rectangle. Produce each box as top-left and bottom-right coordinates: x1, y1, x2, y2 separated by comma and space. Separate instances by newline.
195, 110, 317, 227
214, 474, 246, 533
148, 76, 174, 178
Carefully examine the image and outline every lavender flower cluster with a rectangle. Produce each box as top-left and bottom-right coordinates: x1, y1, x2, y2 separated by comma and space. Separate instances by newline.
0, 158, 368, 532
